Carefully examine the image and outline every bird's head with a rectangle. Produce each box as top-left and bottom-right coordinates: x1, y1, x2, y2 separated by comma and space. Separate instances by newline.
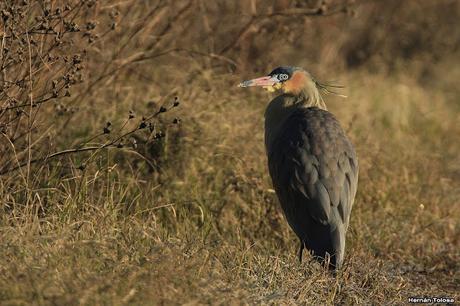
238, 66, 309, 95
238, 66, 344, 109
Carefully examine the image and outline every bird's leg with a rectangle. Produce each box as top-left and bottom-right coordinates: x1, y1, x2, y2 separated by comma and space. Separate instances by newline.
298, 239, 304, 263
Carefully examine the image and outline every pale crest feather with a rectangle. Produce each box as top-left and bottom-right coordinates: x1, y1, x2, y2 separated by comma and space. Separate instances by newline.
302, 71, 347, 110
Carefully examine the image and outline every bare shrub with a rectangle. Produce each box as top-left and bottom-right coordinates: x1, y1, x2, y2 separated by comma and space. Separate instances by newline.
0, 1, 183, 183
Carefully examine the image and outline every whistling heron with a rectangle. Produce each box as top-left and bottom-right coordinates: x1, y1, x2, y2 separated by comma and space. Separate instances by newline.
239, 67, 358, 269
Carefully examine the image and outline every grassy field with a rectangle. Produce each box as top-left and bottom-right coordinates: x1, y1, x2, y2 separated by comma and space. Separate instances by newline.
1, 1, 459, 305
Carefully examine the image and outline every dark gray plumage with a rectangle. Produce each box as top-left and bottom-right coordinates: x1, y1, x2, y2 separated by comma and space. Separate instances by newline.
266, 104, 358, 269
239, 66, 358, 270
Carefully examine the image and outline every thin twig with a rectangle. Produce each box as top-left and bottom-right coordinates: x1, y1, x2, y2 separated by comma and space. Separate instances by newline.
219, 4, 350, 55
0, 103, 175, 176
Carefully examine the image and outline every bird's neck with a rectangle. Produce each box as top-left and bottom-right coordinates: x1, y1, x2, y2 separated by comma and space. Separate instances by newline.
296, 78, 327, 110
264, 95, 302, 154
264, 80, 326, 154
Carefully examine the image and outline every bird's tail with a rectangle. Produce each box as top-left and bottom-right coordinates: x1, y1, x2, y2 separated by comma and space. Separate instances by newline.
306, 221, 346, 271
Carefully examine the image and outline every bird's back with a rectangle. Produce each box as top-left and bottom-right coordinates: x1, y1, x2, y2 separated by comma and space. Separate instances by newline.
266, 106, 358, 268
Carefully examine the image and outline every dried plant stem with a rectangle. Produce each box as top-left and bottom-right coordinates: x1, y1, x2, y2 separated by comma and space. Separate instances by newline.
0, 105, 173, 176
25, 30, 33, 189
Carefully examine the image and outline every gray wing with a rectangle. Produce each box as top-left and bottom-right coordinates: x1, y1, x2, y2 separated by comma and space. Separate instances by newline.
268, 107, 358, 235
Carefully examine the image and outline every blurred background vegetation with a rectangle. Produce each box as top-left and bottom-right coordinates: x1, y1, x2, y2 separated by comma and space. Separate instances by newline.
0, 0, 459, 304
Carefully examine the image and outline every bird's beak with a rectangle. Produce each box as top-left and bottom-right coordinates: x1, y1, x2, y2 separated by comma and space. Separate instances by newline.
238, 76, 280, 88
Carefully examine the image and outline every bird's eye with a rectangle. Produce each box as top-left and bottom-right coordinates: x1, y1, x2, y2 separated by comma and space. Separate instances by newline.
278, 74, 289, 81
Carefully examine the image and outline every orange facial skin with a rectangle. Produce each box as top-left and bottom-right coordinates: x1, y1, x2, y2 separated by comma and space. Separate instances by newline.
283, 71, 307, 95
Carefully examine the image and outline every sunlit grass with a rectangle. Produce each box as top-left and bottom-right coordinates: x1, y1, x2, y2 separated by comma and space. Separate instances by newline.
1, 66, 459, 304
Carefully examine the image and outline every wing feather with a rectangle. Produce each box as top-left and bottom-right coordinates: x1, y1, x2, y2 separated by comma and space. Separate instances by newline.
268, 107, 358, 235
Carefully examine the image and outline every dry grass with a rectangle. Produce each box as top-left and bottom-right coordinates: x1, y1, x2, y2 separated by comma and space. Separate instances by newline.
1, 1, 460, 305
1, 68, 459, 305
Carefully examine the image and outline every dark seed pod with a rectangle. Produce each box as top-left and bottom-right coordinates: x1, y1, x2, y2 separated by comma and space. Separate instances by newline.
154, 131, 164, 139
131, 138, 137, 149
173, 97, 180, 107
103, 122, 111, 134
